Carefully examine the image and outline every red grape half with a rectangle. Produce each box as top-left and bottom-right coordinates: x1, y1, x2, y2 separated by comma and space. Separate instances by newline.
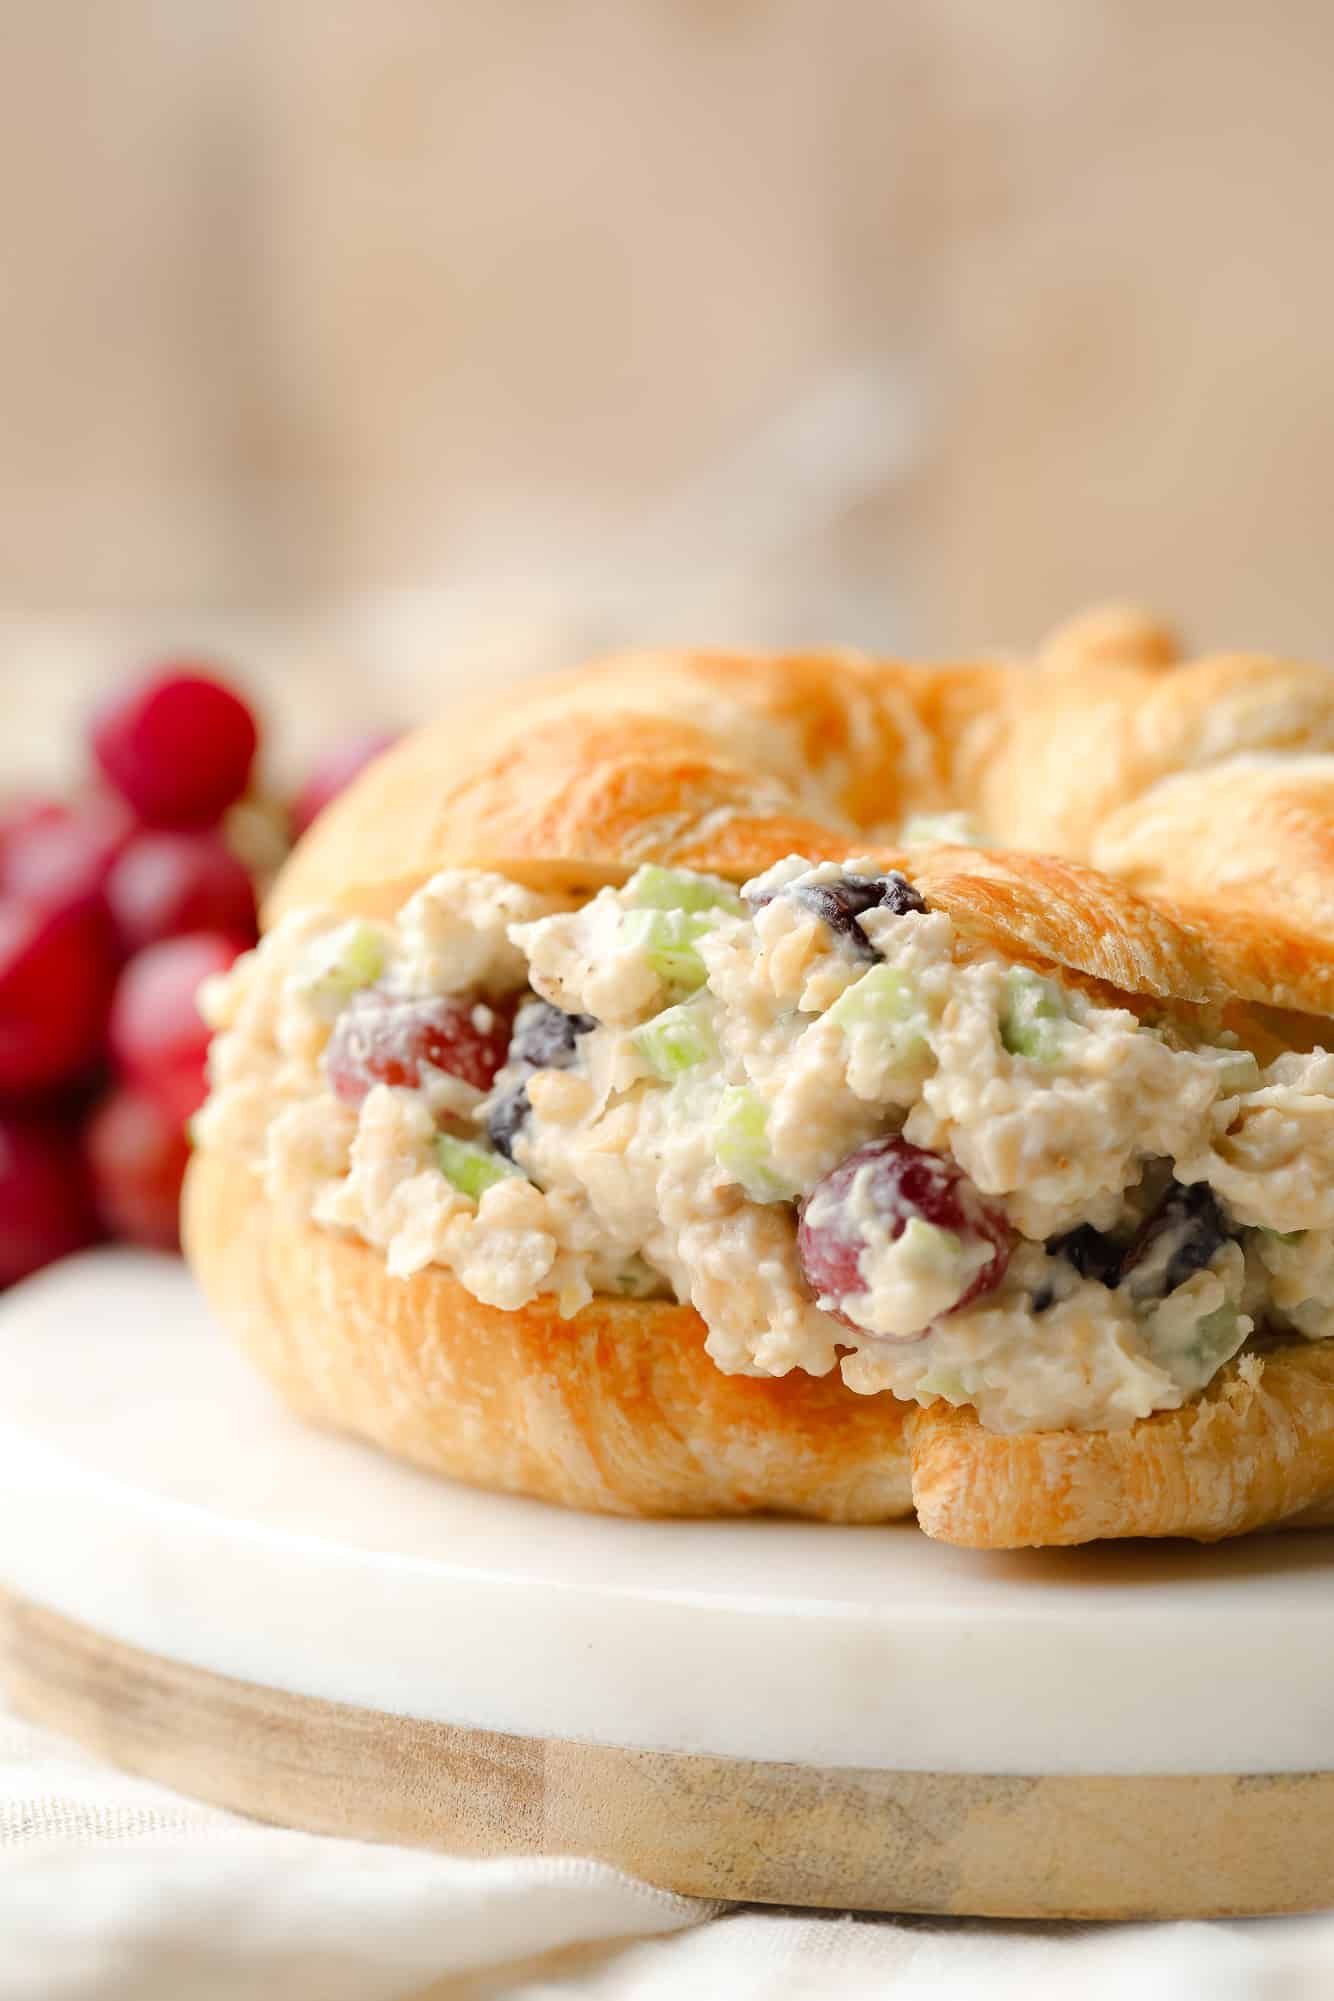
798, 1136, 1011, 1335
325, 988, 512, 1105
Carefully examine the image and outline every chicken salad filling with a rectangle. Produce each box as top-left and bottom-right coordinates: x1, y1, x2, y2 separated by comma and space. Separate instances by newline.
196, 856, 1334, 1435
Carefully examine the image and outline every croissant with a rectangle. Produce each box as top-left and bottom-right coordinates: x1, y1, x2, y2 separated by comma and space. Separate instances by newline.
184, 607, 1334, 1547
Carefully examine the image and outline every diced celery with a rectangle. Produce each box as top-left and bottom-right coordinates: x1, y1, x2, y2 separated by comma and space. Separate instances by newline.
897, 1217, 965, 1274
435, 1134, 524, 1201
631, 999, 718, 1079
1187, 1302, 1247, 1373
621, 908, 711, 992
828, 963, 918, 1029
629, 864, 744, 916
999, 966, 1069, 1062
294, 921, 386, 1012
827, 963, 930, 1064
1148, 1295, 1249, 1383
621, 865, 742, 989
712, 1085, 798, 1203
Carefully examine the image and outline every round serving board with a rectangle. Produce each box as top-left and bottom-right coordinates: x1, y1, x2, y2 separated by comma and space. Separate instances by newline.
3, 1253, 1334, 1918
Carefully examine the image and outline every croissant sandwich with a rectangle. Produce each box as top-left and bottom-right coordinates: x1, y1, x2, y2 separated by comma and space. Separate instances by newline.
184, 608, 1334, 1548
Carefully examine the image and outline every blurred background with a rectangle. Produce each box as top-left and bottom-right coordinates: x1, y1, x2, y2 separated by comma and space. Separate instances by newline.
3, 0, 1334, 784
5, 0, 1334, 1280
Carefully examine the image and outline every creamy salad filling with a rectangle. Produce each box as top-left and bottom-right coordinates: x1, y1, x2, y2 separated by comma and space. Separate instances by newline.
197, 856, 1334, 1435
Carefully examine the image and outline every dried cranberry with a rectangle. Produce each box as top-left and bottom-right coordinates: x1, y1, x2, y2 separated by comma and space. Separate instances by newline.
1120, 1182, 1232, 1298
748, 871, 926, 960
1046, 1223, 1123, 1289
486, 1083, 531, 1160
325, 988, 512, 1105
483, 1001, 596, 1159
797, 1136, 1010, 1333
508, 1000, 596, 1071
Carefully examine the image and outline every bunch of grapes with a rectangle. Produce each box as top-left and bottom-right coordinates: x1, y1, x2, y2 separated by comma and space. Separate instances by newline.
0, 664, 394, 1290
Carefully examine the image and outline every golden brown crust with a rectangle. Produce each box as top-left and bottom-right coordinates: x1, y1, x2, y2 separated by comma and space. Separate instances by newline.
896, 847, 1231, 1008
183, 1150, 913, 1524
909, 1349, 1334, 1548
973, 652, 1334, 867
266, 650, 1011, 919
268, 636, 1334, 1016
187, 613, 1334, 1547
187, 1150, 1334, 1548
1037, 601, 1184, 672
1091, 757, 1334, 1016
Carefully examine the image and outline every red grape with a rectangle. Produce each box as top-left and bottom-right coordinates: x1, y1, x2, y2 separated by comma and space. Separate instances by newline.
91, 668, 259, 829
108, 931, 245, 1113
0, 797, 69, 858
291, 731, 399, 838
106, 829, 258, 955
0, 1111, 102, 1286
146, 1058, 217, 1129
1, 794, 133, 916
798, 1136, 1011, 1334
325, 988, 512, 1105
85, 1083, 191, 1252
0, 897, 118, 1094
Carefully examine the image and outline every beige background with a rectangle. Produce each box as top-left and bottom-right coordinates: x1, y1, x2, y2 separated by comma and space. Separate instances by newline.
1, 1, 1332, 774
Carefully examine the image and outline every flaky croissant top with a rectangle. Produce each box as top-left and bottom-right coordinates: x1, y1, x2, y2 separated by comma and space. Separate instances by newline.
186, 606, 1334, 1548
271, 605, 1334, 1021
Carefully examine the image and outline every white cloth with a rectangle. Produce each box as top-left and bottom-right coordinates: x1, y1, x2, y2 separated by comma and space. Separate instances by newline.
3, 1706, 1334, 2000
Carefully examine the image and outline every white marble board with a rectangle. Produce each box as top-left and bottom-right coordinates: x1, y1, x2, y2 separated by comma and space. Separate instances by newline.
1, 1251, 1333, 1780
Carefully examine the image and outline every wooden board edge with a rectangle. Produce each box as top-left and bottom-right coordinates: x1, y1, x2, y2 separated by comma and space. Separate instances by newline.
2, 1589, 1330, 1919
